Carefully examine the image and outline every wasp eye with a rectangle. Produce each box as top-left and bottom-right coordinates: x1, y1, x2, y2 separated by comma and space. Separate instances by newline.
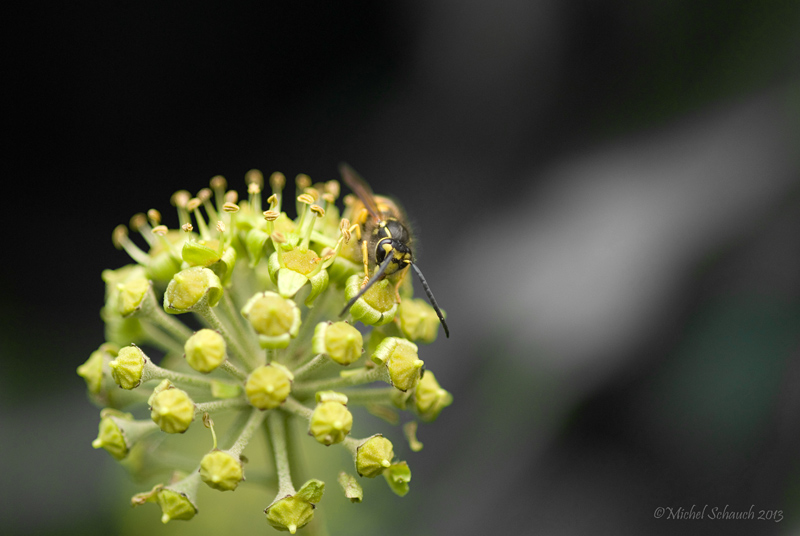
375, 239, 394, 264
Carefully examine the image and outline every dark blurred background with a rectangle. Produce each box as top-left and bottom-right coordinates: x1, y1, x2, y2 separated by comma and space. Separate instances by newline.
3, 1, 800, 535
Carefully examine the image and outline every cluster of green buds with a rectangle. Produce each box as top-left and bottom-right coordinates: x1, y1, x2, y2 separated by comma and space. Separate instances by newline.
78, 170, 453, 532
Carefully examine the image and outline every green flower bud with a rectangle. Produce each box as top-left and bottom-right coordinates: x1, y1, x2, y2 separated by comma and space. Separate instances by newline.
337, 472, 363, 503
344, 274, 398, 327
200, 450, 243, 491
245, 364, 292, 410
355, 435, 394, 478
372, 337, 423, 392
396, 298, 443, 344
109, 345, 148, 390
241, 291, 301, 349
164, 266, 223, 313
265, 479, 324, 534
184, 329, 226, 373
383, 461, 411, 497
150, 386, 195, 433
117, 276, 150, 317
414, 370, 453, 422
265, 496, 314, 534
101, 266, 147, 346
92, 410, 158, 460
309, 400, 353, 446
312, 321, 363, 365
77, 347, 108, 394
157, 473, 201, 523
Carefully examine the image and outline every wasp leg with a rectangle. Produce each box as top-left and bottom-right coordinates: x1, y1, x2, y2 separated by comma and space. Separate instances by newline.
393, 265, 409, 303
360, 239, 370, 287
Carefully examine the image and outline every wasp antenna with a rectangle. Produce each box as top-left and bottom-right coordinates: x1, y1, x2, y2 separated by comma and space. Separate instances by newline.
340, 251, 396, 318
411, 263, 450, 338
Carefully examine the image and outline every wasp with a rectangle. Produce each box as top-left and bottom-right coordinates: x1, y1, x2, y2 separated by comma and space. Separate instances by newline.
338, 163, 450, 338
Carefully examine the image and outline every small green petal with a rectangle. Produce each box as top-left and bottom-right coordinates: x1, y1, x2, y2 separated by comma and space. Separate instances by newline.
337, 472, 363, 503
414, 370, 453, 422
383, 461, 411, 497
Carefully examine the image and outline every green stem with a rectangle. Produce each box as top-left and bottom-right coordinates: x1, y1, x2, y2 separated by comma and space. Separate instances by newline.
292, 354, 328, 380
267, 410, 296, 496
140, 323, 185, 355
280, 396, 313, 421
292, 366, 389, 399
142, 361, 239, 391
219, 359, 248, 381
141, 286, 194, 342
228, 407, 269, 457
194, 397, 250, 416
337, 387, 396, 405
220, 291, 261, 358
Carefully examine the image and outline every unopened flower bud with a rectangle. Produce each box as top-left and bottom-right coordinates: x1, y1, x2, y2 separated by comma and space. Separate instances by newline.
383, 461, 411, 497
92, 410, 158, 460
77, 347, 109, 394
309, 399, 353, 446
414, 370, 453, 422
312, 321, 363, 365
355, 435, 394, 478
241, 292, 301, 349
200, 450, 243, 491
245, 364, 292, 410
372, 337, 423, 392
157, 473, 201, 523
150, 386, 195, 433
396, 298, 442, 343
109, 345, 148, 390
117, 276, 150, 317
184, 329, 226, 373
265, 479, 324, 534
164, 266, 223, 313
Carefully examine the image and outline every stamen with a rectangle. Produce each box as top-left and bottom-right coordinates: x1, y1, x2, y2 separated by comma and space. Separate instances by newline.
210, 175, 227, 213
170, 190, 191, 228
303, 187, 320, 201
187, 197, 211, 240
325, 180, 340, 200
181, 223, 193, 233
147, 209, 162, 226
263, 210, 279, 222
222, 202, 240, 214
266, 194, 278, 210
296, 173, 311, 191
300, 204, 325, 249
112, 225, 150, 265
130, 213, 156, 247
224, 191, 238, 205
246, 170, 264, 214
216, 220, 226, 254
197, 188, 219, 225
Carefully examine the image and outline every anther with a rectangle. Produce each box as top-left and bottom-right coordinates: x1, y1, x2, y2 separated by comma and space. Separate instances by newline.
186, 198, 202, 212
296, 174, 311, 190
297, 193, 315, 205
310, 205, 325, 217
196, 188, 212, 202
269, 172, 285, 191
210, 175, 227, 191
245, 169, 264, 188
223, 202, 240, 213
112, 225, 128, 249
224, 191, 238, 204
304, 187, 320, 201
248, 182, 261, 195
152, 225, 168, 236
129, 213, 148, 231
171, 190, 190, 208
325, 180, 340, 199
147, 209, 162, 225
181, 223, 193, 233
263, 210, 279, 222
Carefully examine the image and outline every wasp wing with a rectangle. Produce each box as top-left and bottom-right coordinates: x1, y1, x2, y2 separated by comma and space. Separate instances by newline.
339, 162, 384, 223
